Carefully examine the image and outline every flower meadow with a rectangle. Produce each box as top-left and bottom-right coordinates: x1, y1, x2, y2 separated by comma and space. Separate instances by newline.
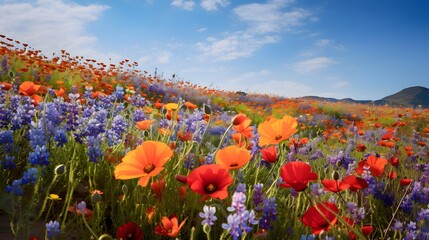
1, 36, 429, 240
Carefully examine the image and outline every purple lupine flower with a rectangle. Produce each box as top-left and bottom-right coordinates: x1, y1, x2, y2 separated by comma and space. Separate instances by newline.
87, 136, 103, 162
390, 220, 403, 231
21, 168, 38, 185
235, 183, 246, 193
54, 128, 68, 147
400, 196, 413, 214
77, 201, 87, 214
133, 109, 145, 123
0, 130, 14, 153
310, 183, 325, 196
130, 94, 147, 108
199, 205, 217, 226
207, 126, 227, 136
260, 197, 277, 230
106, 115, 128, 146
346, 202, 365, 223
6, 179, 23, 196
112, 85, 124, 102
1, 155, 16, 169
417, 208, 429, 221
183, 153, 195, 169
29, 124, 46, 149
406, 221, 417, 231
204, 153, 214, 165
222, 213, 241, 240
65, 101, 80, 131
227, 192, 247, 214
253, 183, 264, 211
46, 220, 60, 238
28, 145, 50, 166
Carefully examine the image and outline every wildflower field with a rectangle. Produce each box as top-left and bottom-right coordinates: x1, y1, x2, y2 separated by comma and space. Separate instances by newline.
1, 35, 429, 240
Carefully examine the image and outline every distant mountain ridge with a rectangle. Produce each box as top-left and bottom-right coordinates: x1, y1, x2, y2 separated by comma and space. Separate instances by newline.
301, 86, 429, 108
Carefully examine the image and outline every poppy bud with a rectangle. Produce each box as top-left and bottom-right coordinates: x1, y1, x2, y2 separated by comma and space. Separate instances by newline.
203, 223, 211, 234
175, 174, 187, 184
203, 104, 211, 115
122, 184, 128, 194
332, 170, 340, 181
54, 164, 66, 175
92, 192, 101, 202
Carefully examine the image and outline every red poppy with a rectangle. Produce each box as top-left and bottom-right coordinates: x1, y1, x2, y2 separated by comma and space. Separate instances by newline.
116, 222, 143, 240
260, 146, 277, 163
279, 161, 318, 192
355, 155, 388, 177
342, 175, 368, 192
400, 178, 413, 186
321, 179, 350, 193
302, 202, 339, 235
389, 157, 399, 166
150, 178, 165, 199
177, 164, 233, 201
154, 214, 186, 237
362, 225, 374, 235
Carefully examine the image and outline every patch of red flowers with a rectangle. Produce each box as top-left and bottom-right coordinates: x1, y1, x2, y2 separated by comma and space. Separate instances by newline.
116, 222, 143, 240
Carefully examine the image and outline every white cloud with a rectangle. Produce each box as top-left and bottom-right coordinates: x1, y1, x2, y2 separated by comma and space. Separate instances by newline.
200, 0, 229, 11
293, 57, 336, 74
315, 39, 332, 47
235, 79, 313, 98
196, 33, 278, 61
0, 0, 111, 60
197, 27, 207, 32
138, 51, 172, 66
156, 51, 172, 64
171, 0, 196, 10
196, 0, 311, 61
234, 2, 310, 33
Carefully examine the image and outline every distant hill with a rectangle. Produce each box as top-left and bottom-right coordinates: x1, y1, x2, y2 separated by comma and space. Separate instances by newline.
381, 86, 429, 108
301, 86, 429, 108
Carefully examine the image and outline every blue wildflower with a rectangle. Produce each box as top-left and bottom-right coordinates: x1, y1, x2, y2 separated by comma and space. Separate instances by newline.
46, 220, 60, 238
54, 128, 68, 147
21, 168, 38, 185
199, 205, 217, 226
1, 155, 16, 169
6, 179, 23, 196
28, 145, 50, 166
260, 197, 277, 230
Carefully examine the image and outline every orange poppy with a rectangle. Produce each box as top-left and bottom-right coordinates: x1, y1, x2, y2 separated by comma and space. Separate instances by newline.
135, 119, 154, 131
154, 214, 187, 237
114, 141, 173, 187
216, 145, 251, 170
184, 101, 197, 110
19, 81, 40, 96
0, 82, 12, 91
257, 115, 297, 146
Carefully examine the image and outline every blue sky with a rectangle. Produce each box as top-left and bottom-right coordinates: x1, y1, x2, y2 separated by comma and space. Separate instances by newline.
1, 0, 428, 100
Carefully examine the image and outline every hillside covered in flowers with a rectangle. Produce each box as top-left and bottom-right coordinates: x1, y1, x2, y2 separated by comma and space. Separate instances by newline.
1, 35, 429, 239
